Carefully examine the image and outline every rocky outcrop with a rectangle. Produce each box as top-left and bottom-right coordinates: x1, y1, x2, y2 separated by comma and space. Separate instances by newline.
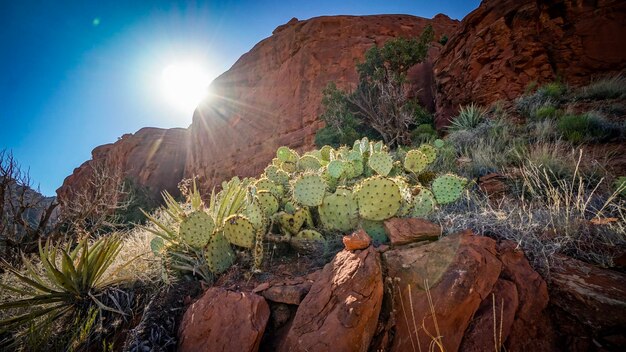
177, 288, 270, 352
277, 246, 383, 352
434, 0, 626, 127
57, 127, 188, 202
186, 14, 458, 192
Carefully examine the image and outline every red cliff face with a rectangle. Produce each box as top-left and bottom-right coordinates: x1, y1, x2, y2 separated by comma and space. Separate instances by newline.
433, 0, 626, 128
57, 127, 189, 202
186, 14, 458, 193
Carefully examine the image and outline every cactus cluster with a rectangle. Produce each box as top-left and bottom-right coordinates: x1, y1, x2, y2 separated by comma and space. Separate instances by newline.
145, 137, 467, 277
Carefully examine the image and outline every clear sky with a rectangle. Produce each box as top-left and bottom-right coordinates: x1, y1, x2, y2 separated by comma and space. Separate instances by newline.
0, 0, 480, 196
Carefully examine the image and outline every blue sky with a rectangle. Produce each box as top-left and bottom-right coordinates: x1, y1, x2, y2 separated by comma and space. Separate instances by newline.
0, 0, 479, 196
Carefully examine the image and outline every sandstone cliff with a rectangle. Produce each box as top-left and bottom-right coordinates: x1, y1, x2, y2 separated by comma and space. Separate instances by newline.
434, 0, 626, 127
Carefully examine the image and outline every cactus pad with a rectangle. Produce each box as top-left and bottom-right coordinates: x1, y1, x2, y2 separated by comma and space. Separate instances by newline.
404, 149, 430, 174
280, 161, 297, 173
434, 139, 445, 149
292, 173, 326, 206
223, 214, 256, 248
256, 190, 279, 216
243, 200, 266, 231
276, 209, 306, 235
179, 211, 215, 247
320, 145, 333, 161
411, 188, 436, 217
368, 151, 393, 176
354, 176, 402, 221
298, 155, 322, 171
360, 220, 388, 243
255, 178, 283, 198
277, 146, 298, 163
432, 174, 468, 204
417, 144, 437, 164
327, 160, 345, 179
294, 229, 324, 241
266, 165, 290, 186
318, 188, 358, 232
204, 231, 235, 274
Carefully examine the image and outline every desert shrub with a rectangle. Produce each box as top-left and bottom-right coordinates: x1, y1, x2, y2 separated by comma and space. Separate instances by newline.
527, 119, 558, 143
439, 34, 448, 45
447, 103, 487, 131
430, 160, 626, 275
316, 26, 435, 146
557, 112, 622, 143
532, 105, 560, 120
577, 74, 626, 100
0, 235, 135, 350
516, 81, 568, 118
411, 123, 437, 144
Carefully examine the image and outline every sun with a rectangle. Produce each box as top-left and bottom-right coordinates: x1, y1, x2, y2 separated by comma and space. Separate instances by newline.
161, 62, 212, 112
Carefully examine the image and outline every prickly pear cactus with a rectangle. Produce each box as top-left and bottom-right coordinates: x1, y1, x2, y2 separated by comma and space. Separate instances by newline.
368, 151, 393, 176
411, 188, 436, 217
434, 139, 445, 149
277, 146, 299, 163
327, 160, 345, 179
223, 214, 256, 248
360, 219, 388, 243
318, 188, 358, 232
417, 144, 437, 164
320, 145, 333, 161
292, 173, 326, 206
256, 190, 279, 216
354, 176, 402, 221
294, 229, 324, 241
298, 155, 322, 171
204, 232, 235, 274
392, 177, 413, 217
432, 174, 468, 204
255, 178, 283, 198
281, 161, 297, 173
404, 149, 430, 174
179, 211, 215, 247
265, 165, 290, 187
244, 200, 266, 231
276, 209, 306, 235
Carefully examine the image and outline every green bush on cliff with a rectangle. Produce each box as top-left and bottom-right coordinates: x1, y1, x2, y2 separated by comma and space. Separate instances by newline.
315, 26, 436, 147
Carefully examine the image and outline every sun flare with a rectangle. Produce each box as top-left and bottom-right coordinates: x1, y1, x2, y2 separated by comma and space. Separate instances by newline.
161, 62, 212, 112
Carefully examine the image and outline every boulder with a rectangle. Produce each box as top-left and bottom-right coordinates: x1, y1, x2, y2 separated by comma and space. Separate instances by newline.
383, 217, 441, 246
343, 229, 372, 251
550, 254, 626, 347
383, 231, 502, 351
278, 246, 383, 352
178, 288, 270, 352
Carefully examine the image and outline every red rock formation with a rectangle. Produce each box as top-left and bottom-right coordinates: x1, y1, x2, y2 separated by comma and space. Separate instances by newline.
434, 0, 626, 128
277, 246, 383, 352
186, 14, 458, 192
57, 127, 189, 202
178, 288, 270, 352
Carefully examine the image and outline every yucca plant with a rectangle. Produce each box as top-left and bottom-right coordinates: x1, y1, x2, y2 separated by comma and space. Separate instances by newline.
448, 103, 487, 131
0, 235, 124, 347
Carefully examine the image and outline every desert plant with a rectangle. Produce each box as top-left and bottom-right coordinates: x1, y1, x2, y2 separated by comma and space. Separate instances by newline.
144, 139, 468, 280
316, 27, 435, 147
577, 74, 626, 100
447, 103, 487, 131
516, 81, 567, 118
0, 235, 128, 349
615, 176, 626, 197
557, 112, 622, 143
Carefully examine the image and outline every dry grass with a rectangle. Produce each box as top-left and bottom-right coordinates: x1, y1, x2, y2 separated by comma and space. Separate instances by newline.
430, 154, 626, 276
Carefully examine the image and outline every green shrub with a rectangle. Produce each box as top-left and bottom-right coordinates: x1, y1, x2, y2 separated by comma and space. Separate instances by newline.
448, 103, 487, 131
439, 35, 448, 46
532, 105, 560, 120
0, 236, 127, 349
538, 82, 567, 100
516, 81, 567, 118
411, 123, 437, 144
557, 112, 622, 143
578, 75, 626, 100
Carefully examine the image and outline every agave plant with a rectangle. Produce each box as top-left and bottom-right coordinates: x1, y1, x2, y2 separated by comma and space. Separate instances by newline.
0, 235, 125, 343
448, 103, 487, 131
